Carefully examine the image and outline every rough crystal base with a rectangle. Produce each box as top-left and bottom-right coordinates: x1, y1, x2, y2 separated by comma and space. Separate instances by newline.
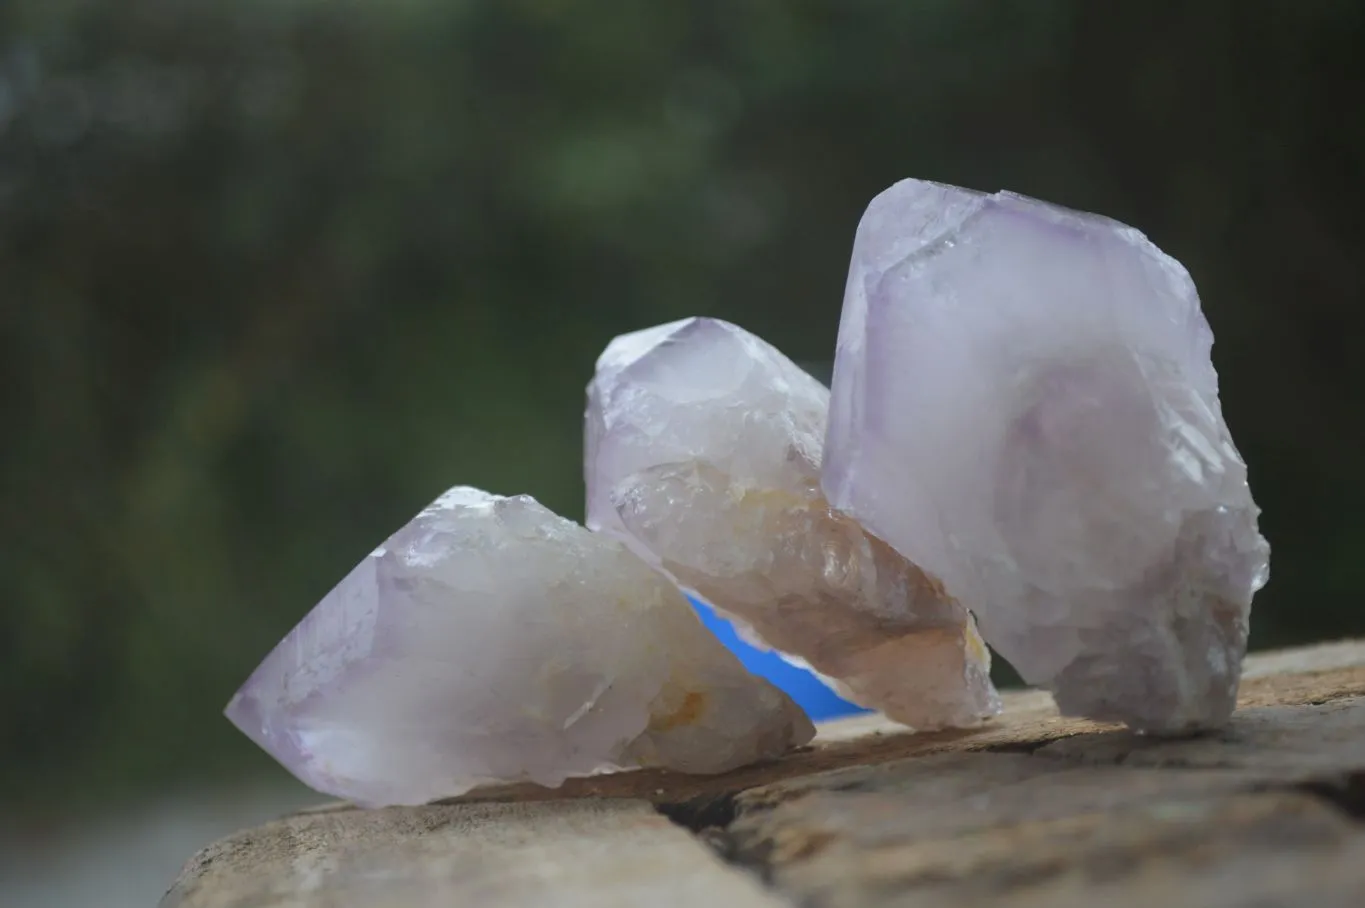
823, 179, 1270, 732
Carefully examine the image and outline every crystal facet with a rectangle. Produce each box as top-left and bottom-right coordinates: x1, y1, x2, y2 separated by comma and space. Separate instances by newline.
823, 179, 1270, 732
226, 487, 813, 806
585, 317, 1001, 730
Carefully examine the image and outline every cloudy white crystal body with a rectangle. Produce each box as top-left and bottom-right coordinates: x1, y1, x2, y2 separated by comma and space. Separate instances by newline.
823, 179, 1270, 732
226, 487, 812, 807
586, 317, 1000, 731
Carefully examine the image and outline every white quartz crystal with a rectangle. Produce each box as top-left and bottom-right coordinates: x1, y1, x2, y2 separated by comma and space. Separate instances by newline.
226, 487, 813, 807
823, 179, 1271, 732
586, 317, 1000, 731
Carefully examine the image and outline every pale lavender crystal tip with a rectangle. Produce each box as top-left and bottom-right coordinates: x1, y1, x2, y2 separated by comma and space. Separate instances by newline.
823, 178, 1270, 732
586, 316, 1001, 731
227, 486, 811, 806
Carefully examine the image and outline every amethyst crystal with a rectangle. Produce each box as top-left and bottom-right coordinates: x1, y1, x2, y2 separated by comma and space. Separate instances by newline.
227, 487, 811, 806
586, 317, 1000, 731
823, 179, 1270, 732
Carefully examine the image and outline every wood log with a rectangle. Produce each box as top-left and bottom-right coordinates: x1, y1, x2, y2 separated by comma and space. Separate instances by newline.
162, 639, 1365, 907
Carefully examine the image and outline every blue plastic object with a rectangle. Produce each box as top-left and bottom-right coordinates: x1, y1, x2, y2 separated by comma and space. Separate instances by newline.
688, 595, 870, 721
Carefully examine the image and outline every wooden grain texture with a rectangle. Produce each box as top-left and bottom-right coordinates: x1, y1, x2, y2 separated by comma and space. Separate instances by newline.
160, 798, 788, 908
722, 639, 1365, 908
163, 639, 1365, 908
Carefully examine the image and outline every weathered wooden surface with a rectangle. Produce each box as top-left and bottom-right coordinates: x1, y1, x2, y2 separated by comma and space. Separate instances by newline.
162, 799, 786, 908
164, 639, 1365, 907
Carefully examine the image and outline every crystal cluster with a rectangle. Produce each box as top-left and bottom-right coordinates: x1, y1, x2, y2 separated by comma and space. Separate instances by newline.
585, 317, 1000, 730
227, 487, 812, 806
823, 179, 1270, 731
229, 178, 1271, 806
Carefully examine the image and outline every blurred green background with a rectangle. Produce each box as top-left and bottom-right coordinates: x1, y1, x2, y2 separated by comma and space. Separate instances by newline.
2, 0, 1363, 825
